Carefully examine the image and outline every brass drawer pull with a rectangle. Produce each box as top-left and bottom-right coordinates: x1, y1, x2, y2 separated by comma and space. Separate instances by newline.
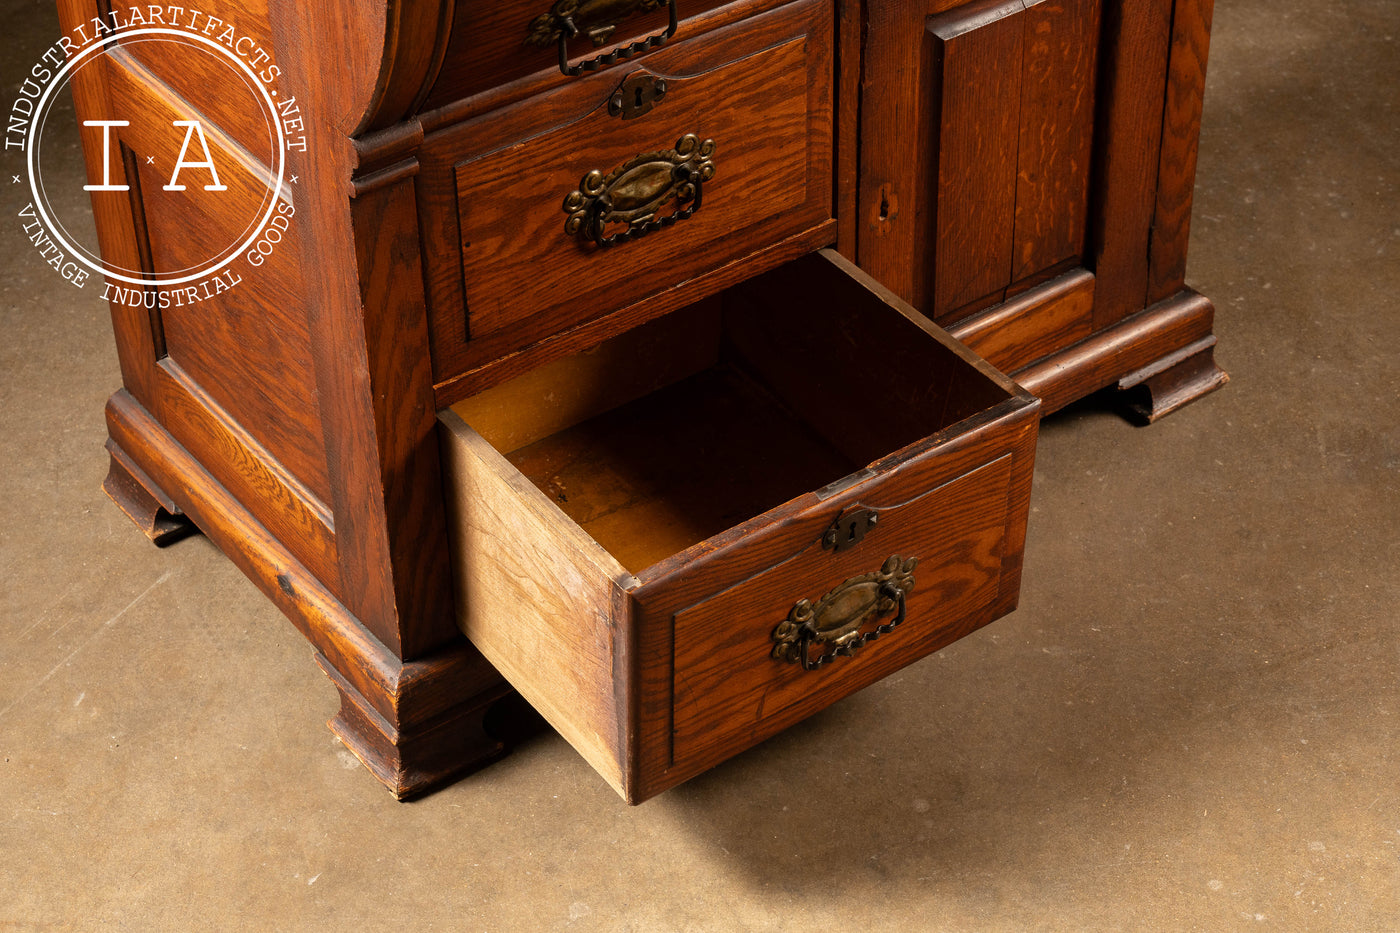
528, 0, 680, 78
563, 134, 715, 248
772, 556, 919, 671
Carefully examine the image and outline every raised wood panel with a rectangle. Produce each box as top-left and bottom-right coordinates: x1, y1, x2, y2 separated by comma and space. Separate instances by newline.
97, 49, 333, 508
923, 0, 1101, 325
671, 455, 1012, 771
925, 0, 1025, 320
155, 361, 339, 584
1012, 0, 1100, 281
633, 399, 1038, 796
106, 0, 280, 163
100, 58, 281, 275
454, 35, 810, 343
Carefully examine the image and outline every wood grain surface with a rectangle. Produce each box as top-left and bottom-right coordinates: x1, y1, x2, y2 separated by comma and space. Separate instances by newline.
950, 267, 1096, 372
1088, 0, 1173, 327
69, 0, 1222, 801
1147, 0, 1215, 305
1011, 0, 1100, 283
926, 0, 1025, 318
439, 411, 637, 797
441, 251, 1039, 801
421, 0, 833, 386
670, 454, 1013, 771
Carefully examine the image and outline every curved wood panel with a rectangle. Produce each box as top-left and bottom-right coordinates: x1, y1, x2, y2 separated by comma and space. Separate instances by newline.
356, 0, 456, 133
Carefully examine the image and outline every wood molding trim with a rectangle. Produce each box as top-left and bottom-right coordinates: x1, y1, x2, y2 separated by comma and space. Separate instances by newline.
1013, 287, 1218, 415
104, 389, 509, 795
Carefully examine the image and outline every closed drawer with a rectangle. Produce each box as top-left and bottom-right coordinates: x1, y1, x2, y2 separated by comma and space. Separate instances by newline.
420, 0, 834, 400
437, 250, 1040, 802
424, 0, 794, 109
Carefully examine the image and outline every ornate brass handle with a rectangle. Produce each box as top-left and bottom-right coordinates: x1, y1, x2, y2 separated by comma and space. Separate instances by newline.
772, 556, 919, 671
562, 134, 715, 248
526, 0, 680, 77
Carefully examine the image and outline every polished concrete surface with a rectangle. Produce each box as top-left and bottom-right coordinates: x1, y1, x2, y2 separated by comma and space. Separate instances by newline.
2, 0, 1397, 928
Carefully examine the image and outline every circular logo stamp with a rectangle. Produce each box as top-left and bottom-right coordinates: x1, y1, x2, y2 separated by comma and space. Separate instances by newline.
7, 10, 305, 301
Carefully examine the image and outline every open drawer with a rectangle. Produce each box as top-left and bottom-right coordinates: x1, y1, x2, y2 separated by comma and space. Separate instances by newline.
438, 250, 1040, 802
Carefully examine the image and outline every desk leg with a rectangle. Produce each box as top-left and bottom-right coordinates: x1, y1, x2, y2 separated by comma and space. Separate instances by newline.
1116, 336, 1230, 424
318, 648, 512, 800
103, 439, 195, 546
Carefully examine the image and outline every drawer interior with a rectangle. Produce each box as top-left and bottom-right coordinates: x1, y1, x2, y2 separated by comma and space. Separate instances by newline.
448, 253, 1011, 575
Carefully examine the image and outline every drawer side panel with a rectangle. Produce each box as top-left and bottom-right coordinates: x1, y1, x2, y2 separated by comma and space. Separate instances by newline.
439, 411, 635, 796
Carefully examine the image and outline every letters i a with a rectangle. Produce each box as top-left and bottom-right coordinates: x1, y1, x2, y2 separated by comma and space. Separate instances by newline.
82, 119, 227, 192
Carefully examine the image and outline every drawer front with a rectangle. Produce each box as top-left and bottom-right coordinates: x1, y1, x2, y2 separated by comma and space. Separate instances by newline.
631, 399, 1036, 797
668, 453, 1014, 771
424, 0, 791, 109
421, 0, 833, 390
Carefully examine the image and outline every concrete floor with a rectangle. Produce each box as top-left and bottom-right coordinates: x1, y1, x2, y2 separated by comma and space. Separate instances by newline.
2, 0, 1397, 928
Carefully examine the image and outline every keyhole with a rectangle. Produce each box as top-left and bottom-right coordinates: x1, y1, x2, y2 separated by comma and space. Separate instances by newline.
878, 194, 890, 221
635, 87, 645, 108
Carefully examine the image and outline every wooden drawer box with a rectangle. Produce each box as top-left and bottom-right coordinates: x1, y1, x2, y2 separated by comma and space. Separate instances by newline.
439, 250, 1039, 801
419, 0, 834, 397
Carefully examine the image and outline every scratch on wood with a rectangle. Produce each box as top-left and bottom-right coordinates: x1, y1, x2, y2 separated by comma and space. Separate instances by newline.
0, 571, 172, 722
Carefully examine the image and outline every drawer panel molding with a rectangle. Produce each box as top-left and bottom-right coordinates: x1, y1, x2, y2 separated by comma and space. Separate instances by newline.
421, 0, 834, 390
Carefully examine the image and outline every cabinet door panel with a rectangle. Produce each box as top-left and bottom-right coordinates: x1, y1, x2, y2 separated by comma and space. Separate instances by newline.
922, 0, 1101, 324
1012, 0, 1101, 282
926, 0, 1025, 320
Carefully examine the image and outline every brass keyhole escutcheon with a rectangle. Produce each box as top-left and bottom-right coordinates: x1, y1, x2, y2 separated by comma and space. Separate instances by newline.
609, 72, 667, 119
823, 507, 878, 552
